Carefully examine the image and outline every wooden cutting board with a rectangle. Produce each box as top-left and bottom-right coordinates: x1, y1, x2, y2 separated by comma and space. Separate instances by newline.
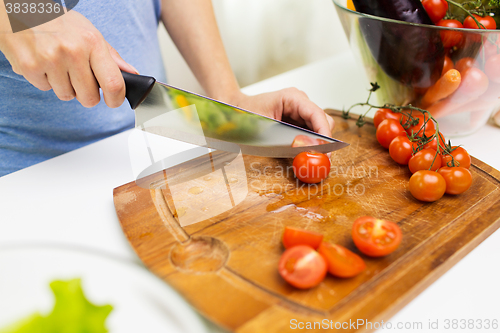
113, 111, 500, 333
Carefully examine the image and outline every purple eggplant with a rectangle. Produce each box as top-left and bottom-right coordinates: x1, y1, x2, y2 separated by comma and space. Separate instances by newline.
353, 0, 445, 88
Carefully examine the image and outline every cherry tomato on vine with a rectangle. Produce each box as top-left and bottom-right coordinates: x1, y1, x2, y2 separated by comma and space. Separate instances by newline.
278, 245, 327, 289
422, 0, 448, 23
376, 119, 406, 149
437, 20, 463, 48
317, 242, 366, 278
421, 130, 447, 151
485, 54, 500, 84
402, 114, 435, 136
373, 108, 402, 128
389, 136, 417, 165
437, 167, 473, 195
293, 151, 331, 184
282, 226, 324, 250
463, 14, 497, 30
409, 170, 446, 202
408, 148, 442, 173
441, 146, 471, 168
351, 216, 403, 257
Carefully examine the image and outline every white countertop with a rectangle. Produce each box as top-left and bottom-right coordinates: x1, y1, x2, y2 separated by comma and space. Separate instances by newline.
1, 51, 499, 333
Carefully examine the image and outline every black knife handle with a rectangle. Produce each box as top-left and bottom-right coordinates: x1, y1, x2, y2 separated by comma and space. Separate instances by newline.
122, 71, 156, 109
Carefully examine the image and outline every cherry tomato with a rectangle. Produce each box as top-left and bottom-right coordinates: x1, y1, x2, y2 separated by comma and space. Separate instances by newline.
422, 0, 448, 23
282, 226, 324, 250
463, 14, 497, 30
438, 167, 473, 195
437, 20, 463, 48
376, 119, 406, 149
373, 108, 402, 128
389, 135, 417, 165
352, 216, 403, 257
485, 54, 500, 84
402, 114, 435, 136
408, 148, 442, 173
317, 242, 366, 278
421, 130, 447, 151
293, 151, 331, 184
409, 170, 446, 202
457, 67, 489, 101
441, 146, 471, 168
455, 57, 478, 74
442, 55, 454, 76
481, 37, 500, 59
278, 245, 327, 289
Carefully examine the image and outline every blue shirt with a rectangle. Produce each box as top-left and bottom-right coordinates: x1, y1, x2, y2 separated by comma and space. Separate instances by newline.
0, 0, 166, 176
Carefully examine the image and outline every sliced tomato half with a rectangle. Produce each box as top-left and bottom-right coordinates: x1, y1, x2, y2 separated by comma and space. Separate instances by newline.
317, 242, 366, 278
278, 245, 327, 289
291, 134, 330, 147
282, 226, 324, 250
352, 216, 403, 257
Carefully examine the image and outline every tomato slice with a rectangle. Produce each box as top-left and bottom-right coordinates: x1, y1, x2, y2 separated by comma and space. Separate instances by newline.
292, 135, 321, 147
317, 242, 366, 278
278, 245, 327, 289
282, 226, 324, 250
352, 216, 403, 257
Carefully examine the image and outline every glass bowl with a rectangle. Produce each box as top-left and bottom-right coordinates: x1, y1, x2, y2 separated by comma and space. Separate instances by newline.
333, 0, 500, 137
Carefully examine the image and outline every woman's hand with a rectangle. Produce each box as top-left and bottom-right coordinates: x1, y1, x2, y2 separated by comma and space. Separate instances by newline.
0, 10, 137, 108
225, 89, 335, 137
160, 0, 333, 137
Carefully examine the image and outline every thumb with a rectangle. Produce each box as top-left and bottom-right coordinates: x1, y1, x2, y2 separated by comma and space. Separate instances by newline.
107, 43, 139, 74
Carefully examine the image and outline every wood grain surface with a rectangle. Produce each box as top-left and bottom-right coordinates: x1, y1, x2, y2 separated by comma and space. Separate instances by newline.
114, 111, 500, 333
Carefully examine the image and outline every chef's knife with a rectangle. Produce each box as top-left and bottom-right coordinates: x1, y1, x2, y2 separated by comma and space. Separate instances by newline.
122, 72, 349, 158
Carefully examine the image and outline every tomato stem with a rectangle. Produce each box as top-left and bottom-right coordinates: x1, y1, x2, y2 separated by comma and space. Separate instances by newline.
347, 82, 463, 167
445, 0, 485, 28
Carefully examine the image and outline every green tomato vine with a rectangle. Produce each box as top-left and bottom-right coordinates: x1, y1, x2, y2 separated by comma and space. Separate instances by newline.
343, 82, 464, 169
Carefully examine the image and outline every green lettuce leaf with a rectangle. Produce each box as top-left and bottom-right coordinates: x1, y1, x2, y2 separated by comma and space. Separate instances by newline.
0, 279, 113, 333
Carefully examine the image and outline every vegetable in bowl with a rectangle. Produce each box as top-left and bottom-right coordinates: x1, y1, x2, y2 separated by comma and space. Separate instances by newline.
353, 0, 446, 88
334, 0, 500, 136
169, 89, 261, 141
0, 279, 113, 333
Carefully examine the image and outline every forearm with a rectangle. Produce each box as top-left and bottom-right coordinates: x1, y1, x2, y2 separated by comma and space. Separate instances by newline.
0, 0, 13, 38
160, 0, 240, 101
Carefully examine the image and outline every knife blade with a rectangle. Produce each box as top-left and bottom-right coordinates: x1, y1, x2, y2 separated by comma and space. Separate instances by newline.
122, 72, 349, 158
